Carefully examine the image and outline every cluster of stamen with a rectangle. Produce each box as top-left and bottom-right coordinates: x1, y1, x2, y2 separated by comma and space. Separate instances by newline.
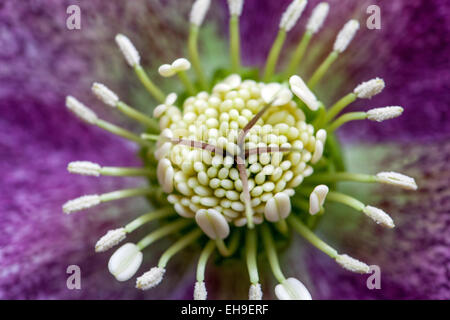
61, 0, 418, 300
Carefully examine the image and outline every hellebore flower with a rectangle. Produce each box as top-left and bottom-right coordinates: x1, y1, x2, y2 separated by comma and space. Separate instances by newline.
1, 0, 448, 300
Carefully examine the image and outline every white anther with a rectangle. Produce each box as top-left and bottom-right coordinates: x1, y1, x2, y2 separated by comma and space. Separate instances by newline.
333, 19, 359, 53
108, 243, 143, 281
157, 159, 174, 193
190, 0, 211, 26
353, 77, 385, 99
95, 228, 127, 252
309, 184, 328, 215
311, 140, 324, 164
316, 129, 327, 144
279, 0, 308, 32
63, 195, 101, 214
289, 75, 320, 111
306, 2, 329, 34
363, 205, 395, 228
159, 58, 191, 78
136, 267, 165, 290
195, 209, 230, 239
264, 192, 291, 222
224, 74, 242, 89
158, 64, 175, 77
367, 106, 403, 122
154, 93, 178, 117
68, 161, 101, 176
261, 83, 292, 106
376, 171, 417, 190
92, 82, 119, 107
228, 0, 244, 16
275, 278, 312, 300
66, 96, 98, 124
336, 254, 370, 274
249, 283, 263, 300
115, 34, 140, 67
194, 281, 207, 300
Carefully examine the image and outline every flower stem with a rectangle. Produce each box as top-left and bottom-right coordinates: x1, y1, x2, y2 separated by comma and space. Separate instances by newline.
134, 65, 165, 103
230, 15, 241, 73
283, 31, 312, 79
177, 71, 196, 96
306, 172, 378, 184
137, 219, 192, 250
324, 93, 356, 123
287, 215, 338, 258
188, 24, 208, 90
308, 51, 339, 90
158, 228, 203, 268
125, 207, 174, 233
215, 230, 240, 257
99, 187, 152, 202
263, 29, 287, 82
245, 228, 259, 284
96, 119, 153, 147
326, 191, 365, 211
196, 240, 216, 282
116, 101, 159, 131
260, 225, 286, 284
327, 111, 367, 132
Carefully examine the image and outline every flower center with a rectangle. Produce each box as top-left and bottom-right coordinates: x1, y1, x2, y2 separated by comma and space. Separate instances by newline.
153, 75, 319, 228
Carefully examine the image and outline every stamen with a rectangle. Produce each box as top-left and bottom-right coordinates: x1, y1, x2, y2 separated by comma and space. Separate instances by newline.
95, 208, 174, 253
327, 191, 395, 228
157, 158, 175, 193
189, 0, 210, 90
283, 2, 329, 78
196, 240, 215, 283
311, 140, 324, 164
363, 206, 395, 228
326, 111, 367, 132
309, 184, 329, 215
263, 0, 307, 81
275, 278, 312, 300
333, 19, 360, 53
306, 2, 329, 34
366, 106, 404, 122
195, 209, 230, 240
190, 0, 211, 27
194, 281, 207, 300
308, 20, 359, 89
108, 242, 143, 281
264, 192, 291, 222
260, 224, 286, 284
153, 93, 178, 118
115, 34, 165, 103
66, 96, 98, 124
115, 34, 140, 67
335, 254, 370, 274
289, 75, 320, 111
66, 96, 152, 147
228, 0, 244, 16
158, 58, 196, 95
228, 0, 244, 72
279, 0, 308, 32
245, 229, 260, 285
92, 82, 119, 106
249, 283, 263, 300
68, 161, 101, 176
92, 83, 159, 129
376, 171, 418, 190
324, 77, 385, 124
158, 228, 203, 269
95, 228, 127, 252
63, 195, 100, 214
353, 77, 385, 99
136, 267, 165, 290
